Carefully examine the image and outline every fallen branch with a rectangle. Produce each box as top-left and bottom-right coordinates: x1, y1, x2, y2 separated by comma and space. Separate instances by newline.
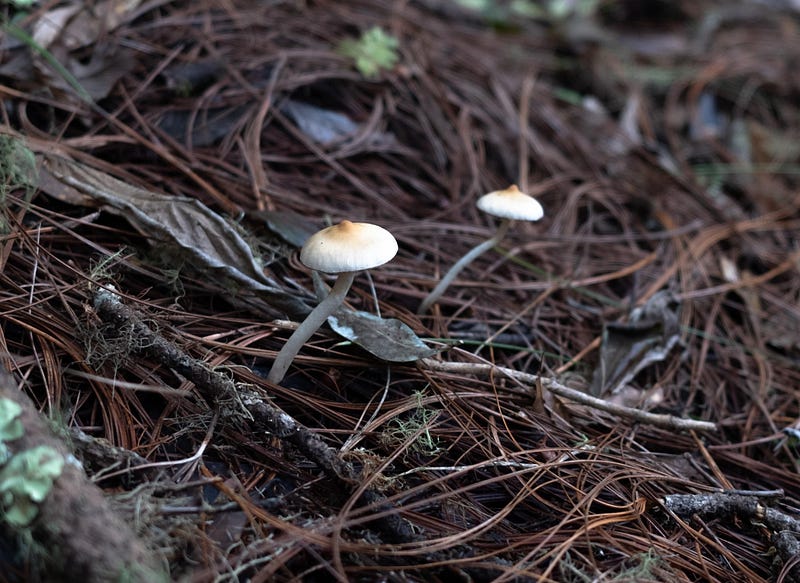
92, 287, 418, 545
662, 490, 800, 582
67, 426, 156, 485
92, 288, 534, 579
419, 358, 718, 432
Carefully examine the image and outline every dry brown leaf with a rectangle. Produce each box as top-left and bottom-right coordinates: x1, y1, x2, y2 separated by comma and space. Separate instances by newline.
33, 0, 144, 50
37, 154, 310, 317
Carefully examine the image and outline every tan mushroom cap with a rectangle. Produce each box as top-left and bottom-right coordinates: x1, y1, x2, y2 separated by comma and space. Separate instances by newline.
300, 220, 398, 273
476, 184, 544, 221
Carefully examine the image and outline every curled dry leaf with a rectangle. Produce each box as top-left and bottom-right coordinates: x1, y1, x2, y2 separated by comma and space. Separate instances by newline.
36, 154, 310, 317
33, 0, 144, 51
590, 291, 681, 397
6, 0, 141, 101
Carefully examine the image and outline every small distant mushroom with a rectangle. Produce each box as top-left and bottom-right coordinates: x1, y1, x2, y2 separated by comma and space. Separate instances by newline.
267, 220, 398, 384
418, 184, 543, 314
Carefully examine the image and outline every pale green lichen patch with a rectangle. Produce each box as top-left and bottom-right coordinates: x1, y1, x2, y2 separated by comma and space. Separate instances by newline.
0, 445, 65, 527
0, 398, 24, 462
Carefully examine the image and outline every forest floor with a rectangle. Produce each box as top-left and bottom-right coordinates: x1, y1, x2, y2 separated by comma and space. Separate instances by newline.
1, 1, 799, 581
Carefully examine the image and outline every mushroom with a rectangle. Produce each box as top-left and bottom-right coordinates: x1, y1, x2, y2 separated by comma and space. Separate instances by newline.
418, 184, 543, 314
267, 220, 398, 384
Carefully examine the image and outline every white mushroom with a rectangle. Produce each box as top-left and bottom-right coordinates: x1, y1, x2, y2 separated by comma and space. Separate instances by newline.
267, 220, 398, 384
418, 185, 543, 314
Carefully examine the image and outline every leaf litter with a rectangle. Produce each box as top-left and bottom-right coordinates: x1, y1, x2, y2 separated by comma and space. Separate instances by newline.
38, 153, 434, 359
1, 0, 800, 581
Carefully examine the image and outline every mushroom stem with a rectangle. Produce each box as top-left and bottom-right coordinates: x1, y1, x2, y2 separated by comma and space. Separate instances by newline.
268, 271, 357, 384
418, 219, 512, 314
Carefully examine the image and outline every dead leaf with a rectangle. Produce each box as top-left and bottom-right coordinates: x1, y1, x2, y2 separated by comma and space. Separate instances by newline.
37, 154, 310, 317
281, 99, 396, 149
251, 210, 318, 248
61, 45, 135, 101
156, 105, 249, 147
282, 100, 361, 144
9, 0, 139, 101
764, 308, 800, 351
32, 5, 82, 48
33, 0, 143, 50
161, 60, 226, 95
590, 291, 681, 396
328, 310, 437, 362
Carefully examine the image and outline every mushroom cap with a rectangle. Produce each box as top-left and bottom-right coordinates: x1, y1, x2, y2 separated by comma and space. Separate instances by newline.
476, 184, 544, 221
300, 220, 398, 273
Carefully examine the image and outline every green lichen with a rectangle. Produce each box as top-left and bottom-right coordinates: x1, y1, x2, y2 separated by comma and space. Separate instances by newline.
0, 445, 65, 527
0, 397, 24, 463
380, 391, 441, 456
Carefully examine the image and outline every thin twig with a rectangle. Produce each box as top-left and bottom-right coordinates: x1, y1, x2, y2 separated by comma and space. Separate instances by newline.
419, 358, 718, 432
661, 490, 800, 582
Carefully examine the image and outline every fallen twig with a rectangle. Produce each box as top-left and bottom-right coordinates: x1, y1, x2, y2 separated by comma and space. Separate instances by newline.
68, 425, 156, 484
92, 287, 418, 544
662, 490, 800, 582
419, 358, 718, 432
92, 287, 524, 580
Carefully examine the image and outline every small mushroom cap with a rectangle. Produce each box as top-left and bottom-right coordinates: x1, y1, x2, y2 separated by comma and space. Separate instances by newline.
476, 184, 544, 221
300, 220, 398, 273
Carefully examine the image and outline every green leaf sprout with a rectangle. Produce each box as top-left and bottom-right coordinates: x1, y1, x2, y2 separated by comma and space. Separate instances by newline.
337, 26, 399, 78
